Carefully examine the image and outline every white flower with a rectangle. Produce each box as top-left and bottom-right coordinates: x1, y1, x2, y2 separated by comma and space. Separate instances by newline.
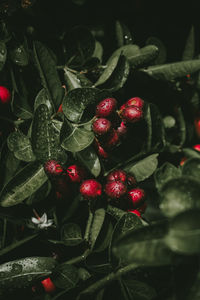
31, 213, 54, 229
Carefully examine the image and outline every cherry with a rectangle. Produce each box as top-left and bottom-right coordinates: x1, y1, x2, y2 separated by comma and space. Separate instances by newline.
116, 121, 127, 137
0, 86, 11, 104
80, 179, 102, 199
92, 118, 112, 135
127, 209, 141, 217
44, 160, 63, 176
66, 164, 85, 183
193, 144, 200, 152
41, 277, 56, 293
105, 180, 127, 199
126, 175, 137, 187
106, 169, 127, 183
126, 97, 144, 108
96, 98, 117, 117
121, 105, 143, 123
127, 188, 145, 208
94, 140, 109, 158
105, 129, 119, 149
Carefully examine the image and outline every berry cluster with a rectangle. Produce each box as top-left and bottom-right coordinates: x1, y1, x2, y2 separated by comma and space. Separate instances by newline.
93, 97, 144, 158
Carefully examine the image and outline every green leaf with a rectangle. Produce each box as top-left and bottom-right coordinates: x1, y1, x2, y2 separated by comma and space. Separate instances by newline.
52, 262, 79, 289
129, 45, 159, 68
106, 205, 126, 220
146, 36, 167, 64
140, 59, 200, 81
182, 158, 200, 180
96, 54, 130, 92
90, 208, 106, 249
34, 88, 53, 115
9, 43, 29, 66
92, 41, 103, 63
63, 68, 82, 91
93, 217, 113, 253
25, 180, 51, 205
182, 26, 195, 61
11, 91, 33, 120
61, 120, 94, 152
160, 176, 200, 218
61, 223, 83, 246
149, 103, 166, 151
7, 130, 36, 162
0, 41, 7, 70
187, 268, 200, 300
0, 257, 57, 290
113, 221, 172, 266
33, 41, 64, 110
122, 279, 157, 300
62, 87, 100, 123
183, 148, 200, 159
165, 210, 200, 254
32, 104, 64, 161
76, 145, 101, 177
85, 252, 112, 274
115, 20, 133, 47
0, 161, 48, 207
154, 162, 182, 192
124, 153, 159, 182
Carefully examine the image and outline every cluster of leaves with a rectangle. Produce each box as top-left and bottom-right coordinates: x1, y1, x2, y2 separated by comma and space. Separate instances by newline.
1, 4, 200, 300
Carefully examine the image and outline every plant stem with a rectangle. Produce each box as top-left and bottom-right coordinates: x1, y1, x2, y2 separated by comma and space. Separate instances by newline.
84, 209, 93, 242
145, 104, 152, 152
2, 218, 7, 248
65, 249, 91, 265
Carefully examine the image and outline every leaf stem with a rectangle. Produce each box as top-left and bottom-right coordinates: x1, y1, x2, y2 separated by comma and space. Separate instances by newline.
84, 209, 93, 242
64, 249, 91, 265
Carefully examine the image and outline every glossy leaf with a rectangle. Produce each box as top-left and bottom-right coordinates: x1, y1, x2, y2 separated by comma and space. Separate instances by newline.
92, 40, 103, 63
165, 210, 200, 254
0, 257, 57, 290
61, 223, 83, 246
154, 162, 181, 192
34, 88, 53, 114
90, 208, 106, 249
52, 262, 79, 289
122, 279, 157, 300
160, 176, 200, 218
124, 153, 159, 182
182, 26, 195, 61
62, 87, 100, 123
0, 161, 48, 207
64, 68, 82, 91
1, 149, 21, 188
76, 145, 101, 177
93, 218, 113, 253
182, 158, 200, 180
149, 103, 166, 151
7, 130, 36, 162
140, 59, 200, 81
115, 20, 133, 47
33, 41, 64, 110
25, 180, 51, 205
129, 45, 159, 68
0, 41, 7, 70
146, 36, 167, 64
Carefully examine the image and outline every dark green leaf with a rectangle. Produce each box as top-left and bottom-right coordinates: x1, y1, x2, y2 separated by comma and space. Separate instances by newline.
78, 268, 91, 281
61, 120, 94, 152
115, 20, 133, 47
160, 176, 200, 217
124, 154, 159, 182
62, 87, 100, 123
1, 148, 21, 188
146, 36, 167, 64
122, 279, 157, 300
0, 41, 7, 70
93, 216, 113, 253
113, 221, 172, 266
183, 148, 200, 159
7, 130, 36, 162
182, 158, 200, 180
52, 262, 79, 289
61, 223, 83, 246
149, 103, 166, 151
0, 161, 48, 207
0, 257, 57, 290
90, 208, 106, 249
165, 210, 200, 254
63, 26, 95, 68
129, 45, 159, 68
154, 162, 181, 192
11, 91, 33, 120
110, 45, 140, 63
140, 59, 200, 81
9, 43, 29, 66
63, 68, 82, 91
33, 41, 64, 110
76, 145, 101, 177
106, 205, 126, 220
85, 252, 112, 274
182, 26, 195, 61
187, 268, 200, 300
25, 180, 51, 205
32, 104, 63, 161
61, 194, 81, 224
92, 41, 103, 63
34, 88, 53, 114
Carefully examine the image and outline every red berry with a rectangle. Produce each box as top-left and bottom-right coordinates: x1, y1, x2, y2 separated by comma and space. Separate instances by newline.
127, 188, 145, 208
41, 278, 56, 293
119, 103, 126, 112
80, 179, 102, 199
105, 180, 127, 199
0, 86, 11, 104
121, 105, 143, 123
57, 103, 63, 113
105, 129, 119, 149
116, 121, 127, 137
92, 118, 112, 135
194, 113, 200, 138
66, 164, 85, 183
126, 97, 144, 108
94, 140, 109, 158
127, 175, 137, 187
193, 144, 200, 152
96, 98, 117, 117
127, 209, 141, 217
180, 156, 187, 166
44, 160, 63, 176
106, 169, 127, 183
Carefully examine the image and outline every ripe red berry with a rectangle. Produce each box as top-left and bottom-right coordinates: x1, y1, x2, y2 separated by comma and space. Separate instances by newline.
105, 129, 119, 149
92, 118, 112, 135
127, 188, 145, 208
0, 86, 11, 104
116, 121, 127, 137
180, 156, 187, 166
105, 180, 127, 199
44, 160, 63, 176
66, 164, 85, 183
106, 169, 127, 183
80, 179, 102, 199
41, 277, 56, 293
126, 97, 144, 108
127, 209, 141, 217
121, 105, 143, 123
94, 140, 109, 158
193, 144, 200, 152
96, 98, 117, 117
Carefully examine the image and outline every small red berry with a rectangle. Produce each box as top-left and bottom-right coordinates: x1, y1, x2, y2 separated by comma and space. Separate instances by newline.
57, 104, 63, 113
119, 103, 127, 112
126, 97, 144, 108
80, 179, 102, 199
180, 156, 187, 166
127, 209, 141, 217
41, 278, 56, 293
127, 175, 137, 187
193, 144, 200, 152
94, 140, 109, 158
66, 164, 85, 183
105, 180, 127, 199
92, 118, 112, 135
106, 169, 127, 183
127, 188, 145, 208
44, 160, 63, 176
116, 121, 127, 137
96, 98, 117, 117
0, 86, 11, 104
105, 129, 119, 149
121, 105, 143, 123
